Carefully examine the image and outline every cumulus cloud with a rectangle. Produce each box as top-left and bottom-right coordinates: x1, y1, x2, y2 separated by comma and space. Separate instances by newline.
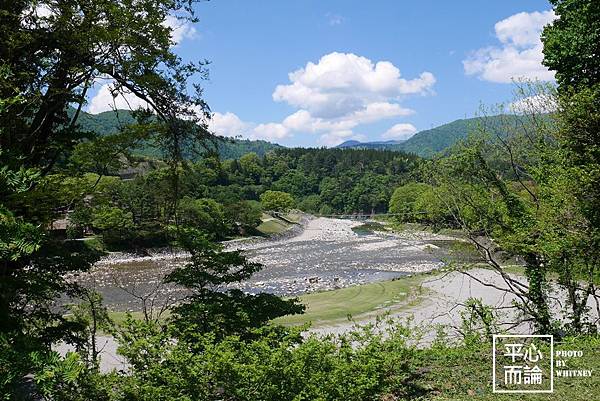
273, 52, 435, 118
88, 82, 150, 114
252, 123, 289, 141
280, 102, 413, 134
209, 112, 251, 137
208, 52, 432, 146
381, 123, 417, 140
509, 94, 558, 114
163, 15, 197, 45
208, 113, 290, 142
463, 10, 556, 83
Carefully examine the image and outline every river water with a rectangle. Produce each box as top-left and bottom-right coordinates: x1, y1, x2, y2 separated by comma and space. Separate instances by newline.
75, 217, 462, 311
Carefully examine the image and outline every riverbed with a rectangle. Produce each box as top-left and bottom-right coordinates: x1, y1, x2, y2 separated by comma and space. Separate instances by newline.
75, 217, 461, 311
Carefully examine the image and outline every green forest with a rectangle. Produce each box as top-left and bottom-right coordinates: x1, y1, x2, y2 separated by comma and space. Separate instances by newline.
2, 0, 600, 400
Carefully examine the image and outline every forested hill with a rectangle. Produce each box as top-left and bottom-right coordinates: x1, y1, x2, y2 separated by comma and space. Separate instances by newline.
337, 114, 530, 158
74, 108, 283, 159
76, 109, 540, 160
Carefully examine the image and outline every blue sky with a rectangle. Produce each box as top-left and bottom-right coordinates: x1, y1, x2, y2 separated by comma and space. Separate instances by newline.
88, 0, 556, 147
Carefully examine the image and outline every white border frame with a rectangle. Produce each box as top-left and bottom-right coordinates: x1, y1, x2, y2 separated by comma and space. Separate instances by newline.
492, 334, 554, 394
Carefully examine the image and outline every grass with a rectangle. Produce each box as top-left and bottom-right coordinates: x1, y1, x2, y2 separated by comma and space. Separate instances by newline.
256, 218, 291, 235
256, 212, 302, 235
273, 274, 427, 327
282, 211, 303, 223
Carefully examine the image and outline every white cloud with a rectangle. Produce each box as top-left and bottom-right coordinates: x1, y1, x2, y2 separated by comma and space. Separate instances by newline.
381, 123, 417, 140
463, 10, 556, 83
273, 52, 435, 118
209, 112, 251, 137
88, 82, 150, 114
207, 52, 434, 146
163, 15, 197, 45
208, 112, 290, 141
280, 102, 413, 135
495, 11, 555, 48
252, 123, 289, 141
509, 94, 558, 114
318, 130, 366, 147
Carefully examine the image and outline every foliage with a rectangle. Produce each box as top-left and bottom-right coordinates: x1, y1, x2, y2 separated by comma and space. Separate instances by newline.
91, 206, 135, 247
110, 320, 423, 401
542, 0, 600, 90
225, 200, 263, 233
68, 290, 114, 368
0, 0, 211, 397
421, 82, 600, 334
164, 228, 304, 342
389, 182, 430, 220
297, 194, 321, 214
259, 190, 296, 212
178, 197, 228, 240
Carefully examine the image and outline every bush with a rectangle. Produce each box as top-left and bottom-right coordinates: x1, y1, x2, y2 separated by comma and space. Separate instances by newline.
113, 321, 419, 401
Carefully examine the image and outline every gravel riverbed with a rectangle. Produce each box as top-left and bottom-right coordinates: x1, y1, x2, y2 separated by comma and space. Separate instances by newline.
74, 217, 457, 311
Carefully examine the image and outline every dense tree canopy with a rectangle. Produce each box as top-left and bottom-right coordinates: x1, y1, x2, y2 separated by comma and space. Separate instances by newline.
0, 0, 212, 395
542, 0, 600, 90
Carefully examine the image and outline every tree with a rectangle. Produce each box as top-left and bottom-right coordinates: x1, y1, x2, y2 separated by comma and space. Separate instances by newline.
541, 0, 600, 333
0, 1, 211, 395
239, 152, 265, 184
164, 229, 304, 342
0, 1, 210, 174
178, 197, 228, 239
272, 171, 318, 197
225, 200, 263, 234
542, 0, 600, 90
298, 194, 321, 214
91, 205, 135, 247
389, 182, 429, 222
424, 93, 600, 334
260, 190, 295, 212
68, 290, 114, 369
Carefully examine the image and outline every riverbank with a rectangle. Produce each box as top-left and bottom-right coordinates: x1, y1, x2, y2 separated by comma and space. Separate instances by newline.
74, 216, 460, 311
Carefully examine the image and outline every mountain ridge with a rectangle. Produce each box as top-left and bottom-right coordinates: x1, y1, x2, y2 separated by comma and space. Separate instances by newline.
75, 109, 283, 159
77, 109, 533, 160
335, 114, 530, 158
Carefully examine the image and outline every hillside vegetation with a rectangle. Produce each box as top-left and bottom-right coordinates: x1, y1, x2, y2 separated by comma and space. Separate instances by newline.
338, 114, 546, 158
74, 108, 282, 159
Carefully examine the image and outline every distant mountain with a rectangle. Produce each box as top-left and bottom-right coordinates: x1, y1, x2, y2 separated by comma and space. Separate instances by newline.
74, 109, 282, 159
335, 115, 531, 158
396, 118, 479, 158
336, 140, 362, 148
336, 139, 405, 150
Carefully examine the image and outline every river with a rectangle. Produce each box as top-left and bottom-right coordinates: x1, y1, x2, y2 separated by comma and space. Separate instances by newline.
74, 217, 462, 312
